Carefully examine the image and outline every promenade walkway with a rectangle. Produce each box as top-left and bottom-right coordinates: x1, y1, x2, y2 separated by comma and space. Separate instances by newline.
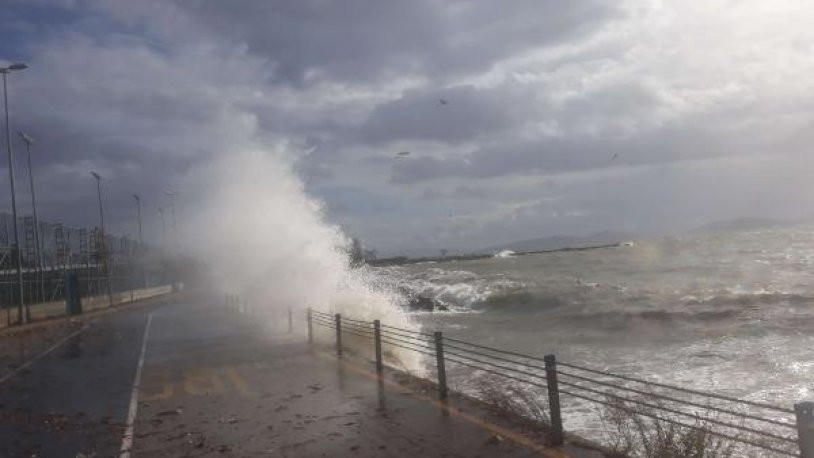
0, 292, 604, 457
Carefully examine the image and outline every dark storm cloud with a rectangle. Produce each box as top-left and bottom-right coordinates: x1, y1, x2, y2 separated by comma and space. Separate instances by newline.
170, 0, 618, 85
355, 84, 539, 144
2, 115, 199, 232
391, 156, 464, 183
0, 2, 268, 239
390, 123, 730, 183
360, 77, 730, 183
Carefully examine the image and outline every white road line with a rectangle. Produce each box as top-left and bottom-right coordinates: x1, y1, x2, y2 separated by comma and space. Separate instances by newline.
120, 311, 154, 458
0, 325, 89, 385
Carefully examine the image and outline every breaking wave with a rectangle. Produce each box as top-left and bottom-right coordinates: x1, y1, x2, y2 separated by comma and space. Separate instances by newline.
682, 291, 813, 307
181, 150, 422, 371
383, 262, 814, 331
494, 249, 515, 258
561, 308, 743, 324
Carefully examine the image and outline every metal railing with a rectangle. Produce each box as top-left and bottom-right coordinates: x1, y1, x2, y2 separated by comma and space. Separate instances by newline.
306, 308, 814, 457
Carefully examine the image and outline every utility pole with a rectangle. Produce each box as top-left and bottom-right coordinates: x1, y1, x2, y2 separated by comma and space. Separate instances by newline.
2, 62, 29, 324
132, 194, 143, 287
164, 191, 177, 252
90, 171, 113, 306
19, 131, 43, 303
163, 190, 178, 289
132, 194, 142, 245
158, 207, 166, 245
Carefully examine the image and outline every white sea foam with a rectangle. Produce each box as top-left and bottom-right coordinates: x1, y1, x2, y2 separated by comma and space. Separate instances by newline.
378, 265, 524, 311
181, 150, 421, 371
494, 249, 515, 258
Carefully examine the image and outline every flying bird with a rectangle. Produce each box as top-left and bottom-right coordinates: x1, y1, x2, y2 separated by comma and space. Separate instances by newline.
439, 98, 449, 105
396, 151, 410, 157
611, 153, 619, 160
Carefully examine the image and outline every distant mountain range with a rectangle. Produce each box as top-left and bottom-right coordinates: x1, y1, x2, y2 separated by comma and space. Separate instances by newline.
478, 216, 806, 254
375, 216, 806, 263
478, 230, 636, 254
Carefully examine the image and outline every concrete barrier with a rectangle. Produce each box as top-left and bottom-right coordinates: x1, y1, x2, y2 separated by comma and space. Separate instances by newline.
1, 284, 174, 328
81, 284, 174, 312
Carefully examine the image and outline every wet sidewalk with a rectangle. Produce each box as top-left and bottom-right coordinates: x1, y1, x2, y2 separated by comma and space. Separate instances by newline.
0, 296, 174, 457
131, 302, 605, 457
0, 293, 605, 457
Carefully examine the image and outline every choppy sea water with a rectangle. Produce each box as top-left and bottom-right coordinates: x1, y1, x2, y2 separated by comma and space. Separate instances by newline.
374, 225, 814, 445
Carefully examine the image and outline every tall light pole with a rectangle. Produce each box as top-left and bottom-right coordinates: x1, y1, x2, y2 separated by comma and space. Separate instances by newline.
19, 131, 42, 303
132, 194, 142, 245
164, 191, 178, 252
2, 62, 29, 324
158, 207, 166, 245
90, 171, 113, 306
132, 194, 143, 288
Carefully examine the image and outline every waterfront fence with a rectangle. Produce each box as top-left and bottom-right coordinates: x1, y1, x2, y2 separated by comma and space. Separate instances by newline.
307, 308, 811, 457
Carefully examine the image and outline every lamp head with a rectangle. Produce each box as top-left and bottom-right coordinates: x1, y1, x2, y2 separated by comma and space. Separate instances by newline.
90, 171, 101, 181
18, 131, 33, 145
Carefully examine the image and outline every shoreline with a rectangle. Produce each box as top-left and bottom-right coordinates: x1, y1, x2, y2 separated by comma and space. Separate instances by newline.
368, 242, 623, 267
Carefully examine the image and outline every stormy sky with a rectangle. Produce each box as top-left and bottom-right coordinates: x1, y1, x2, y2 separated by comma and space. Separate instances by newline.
3, 1, 814, 256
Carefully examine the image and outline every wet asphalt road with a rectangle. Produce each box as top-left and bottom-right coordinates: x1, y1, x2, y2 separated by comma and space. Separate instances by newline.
0, 294, 602, 457
0, 298, 170, 457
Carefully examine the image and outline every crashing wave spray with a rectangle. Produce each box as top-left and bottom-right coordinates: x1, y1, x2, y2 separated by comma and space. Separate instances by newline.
181, 149, 421, 370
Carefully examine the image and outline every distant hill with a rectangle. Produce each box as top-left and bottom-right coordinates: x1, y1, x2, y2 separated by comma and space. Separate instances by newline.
692, 217, 783, 234
479, 230, 636, 254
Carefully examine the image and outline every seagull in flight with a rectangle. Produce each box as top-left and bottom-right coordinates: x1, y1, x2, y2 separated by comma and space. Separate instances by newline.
439, 98, 449, 105
396, 151, 410, 157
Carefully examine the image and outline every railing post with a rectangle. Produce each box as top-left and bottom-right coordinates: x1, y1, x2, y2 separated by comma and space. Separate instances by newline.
374, 320, 383, 373
434, 331, 448, 400
796, 402, 814, 458
544, 354, 564, 446
307, 308, 313, 344
288, 307, 293, 333
335, 313, 342, 356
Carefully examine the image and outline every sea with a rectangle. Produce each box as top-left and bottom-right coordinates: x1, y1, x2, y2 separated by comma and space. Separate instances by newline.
373, 224, 814, 445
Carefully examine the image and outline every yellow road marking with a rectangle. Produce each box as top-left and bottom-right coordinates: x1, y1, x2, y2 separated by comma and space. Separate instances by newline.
223, 366, 254, 398
184, 368, 225, 395
141, 381, 174, 401
319, 353, 571, 458
140, 369, 174, 401
139, 365, 255, 400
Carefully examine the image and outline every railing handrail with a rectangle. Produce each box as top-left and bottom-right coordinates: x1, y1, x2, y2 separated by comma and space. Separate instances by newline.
558, 360, 793, 414
558, 385, 798, 457
307, 308, 804, 457
556, 369, 796, 429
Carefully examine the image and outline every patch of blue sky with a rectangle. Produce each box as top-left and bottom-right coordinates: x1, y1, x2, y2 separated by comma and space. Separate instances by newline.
0, 3, 168, 61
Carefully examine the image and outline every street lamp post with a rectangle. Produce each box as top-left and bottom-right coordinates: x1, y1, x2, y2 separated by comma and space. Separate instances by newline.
132, 194, 142, 245
19, 131, 43, 303
158, 207, 166, 245
90, 171, 113, 306
164, 191, 178, 252
163, 191, 179, 291
2, 62, 29, 324
132, 194, 143, 287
